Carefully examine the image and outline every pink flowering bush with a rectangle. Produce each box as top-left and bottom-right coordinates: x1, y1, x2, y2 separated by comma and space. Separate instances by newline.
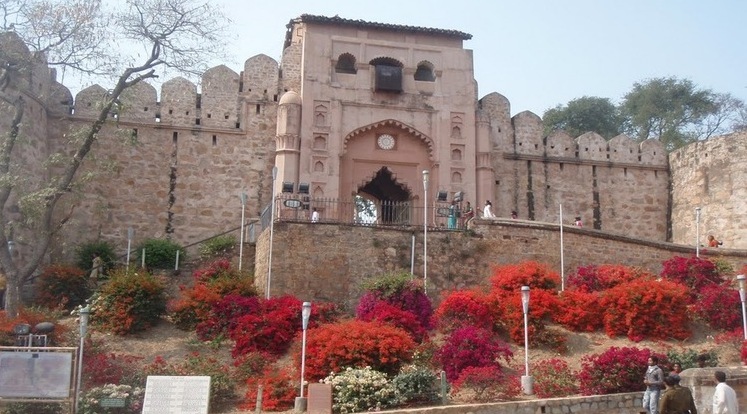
579, 347, 666, 395
451, 365, 520, 402
694, 284, 741, 331
660, 256, 721, 294
357, 299, 427, 341
568, 264, 654, 292
357, 273, 433, 332
531, 358, 578, 398
437, 326, 513, 382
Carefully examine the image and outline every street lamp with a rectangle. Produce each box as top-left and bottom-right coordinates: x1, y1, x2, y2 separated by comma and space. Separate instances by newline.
126, 227, 134, 271
559, 203, 565, 292
422, 170, 429, 295
267, 166, 278, 299
239, 192, 247, 271
520, 286, 533, 395
295, 302, 312, 412
738, 275, 747, 340
695, 207, 701, 257
75, 305, 91, 413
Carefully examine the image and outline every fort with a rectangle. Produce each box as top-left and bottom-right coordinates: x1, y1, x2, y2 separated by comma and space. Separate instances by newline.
1, 15, 745, 296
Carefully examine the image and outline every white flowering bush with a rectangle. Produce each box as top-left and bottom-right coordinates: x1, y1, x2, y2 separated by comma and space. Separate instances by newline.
323, 366, 400, 413
79, 384, 145, 414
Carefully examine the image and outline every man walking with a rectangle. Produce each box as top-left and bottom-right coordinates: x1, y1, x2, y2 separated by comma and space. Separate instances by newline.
713, 370, 738, 414
659, 374, 697, 414
643, 356, 664, 414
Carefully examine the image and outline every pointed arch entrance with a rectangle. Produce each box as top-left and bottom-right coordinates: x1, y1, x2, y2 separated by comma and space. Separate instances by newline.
357, 167, 412, 224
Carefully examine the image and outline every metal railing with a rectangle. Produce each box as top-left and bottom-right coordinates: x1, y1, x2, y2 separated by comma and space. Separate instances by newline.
260, 194, 474, 231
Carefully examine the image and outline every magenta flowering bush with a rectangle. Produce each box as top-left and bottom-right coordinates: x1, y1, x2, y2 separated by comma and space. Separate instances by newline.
578, 347, 666, 395
436, 326, 513, 382
531, 358, 578, 398
357, 273, 433, 332
357, 299, 427, 342
660, 256, 722, 294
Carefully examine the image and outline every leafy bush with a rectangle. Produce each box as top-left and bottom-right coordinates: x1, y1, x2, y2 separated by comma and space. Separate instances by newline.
82, 344, 143, 388
451, 365, 520, 402
554, 289, 604, 332
660, 255, 721, 294
358, 272, 433, 331
437, 326, 513, 382
599, 279, 691, 342
392, 366, 441, 406
75, 240, 118, 274
323, 366, 400, 413
666, 348, 719, 370
693, 284, 741, 331
168, 259, 257, 330
92, 269, 166, 335
0, 402, 64, 414
243, 365, 297, 412
199, 234, 236, 259
489, 261, 560, 293
434, 289, 496, 332
79, 384, 144, 414
356, 299, 426, 341
34, 265, 90, 310
568, 264, 654, 292
531, 358, 578, 398
302, 320, 416, 381
135, 238, 185, 269
578, 347, 666, 395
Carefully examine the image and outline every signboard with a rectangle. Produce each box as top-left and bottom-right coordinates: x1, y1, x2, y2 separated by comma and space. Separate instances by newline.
284, 199, 302, 208
307, 383, 333, 414
0, 350, 73, 399
142, 375, 211, 414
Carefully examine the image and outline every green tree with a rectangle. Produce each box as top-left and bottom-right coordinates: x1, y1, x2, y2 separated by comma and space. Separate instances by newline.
0, 0, 228, 316
620, 77, 718, 151
542, 96, 621, 138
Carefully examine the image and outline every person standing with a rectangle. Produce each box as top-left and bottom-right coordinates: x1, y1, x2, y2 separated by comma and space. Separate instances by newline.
574, 216, 583, 227
462, 201, 474, 226
658, 374, 697, 414
482, 200, 495, 218
311, 208, 320, 223
643, 356, 664, 414
713, 370, 738, 414
89, 254, 103, 280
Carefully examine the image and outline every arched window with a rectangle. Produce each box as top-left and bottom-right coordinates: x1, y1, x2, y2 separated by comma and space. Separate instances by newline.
335, 53, 357, 74
451, 126, 462, 139
314, 161, 324, 172
451, 148, 462, 161
414, 61, 436, 82
313, 136, 327, 150
451, 171, 462, 183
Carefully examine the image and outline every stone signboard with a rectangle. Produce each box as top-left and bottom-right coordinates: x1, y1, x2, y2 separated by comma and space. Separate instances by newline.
142, 375, 211, 414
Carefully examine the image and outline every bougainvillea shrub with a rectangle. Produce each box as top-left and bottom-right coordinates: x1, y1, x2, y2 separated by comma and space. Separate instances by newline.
301, 319, 416, 381
34, 265, 90, 310
599, 279, 691, 342
492, 288, 561, 346
433, 289, 497, 333
93, 269, 166, 335
436, 326, 513, 382
531, 358, 579, 398
567, 264, 654, 293
230, 295, 302, 358
243, 365, 297, 412
693, 284, 741, 331
489, 261, 560, 293
451, 365, 520, 402
553, 289, 604, 332
356, 299, 427, 341
579, 347, 666, 395
195, 294, 260, 341
660, 255, 721, 293
357, 272, 433, 331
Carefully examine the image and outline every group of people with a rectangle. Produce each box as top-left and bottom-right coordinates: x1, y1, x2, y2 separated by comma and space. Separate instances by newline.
643, 356, 739, 414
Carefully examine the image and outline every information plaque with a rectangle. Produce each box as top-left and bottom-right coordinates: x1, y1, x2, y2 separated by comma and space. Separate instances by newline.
142, 375, 211, 414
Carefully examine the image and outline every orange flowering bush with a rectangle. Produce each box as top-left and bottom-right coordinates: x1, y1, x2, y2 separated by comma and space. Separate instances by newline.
490, 261, 560, 292
553, 289, 604, 332
0, 307, 67, 346
300, 320, 416, 381
600, 279, 690, 342
93, 269, 166, 335
493, 288, 561, 346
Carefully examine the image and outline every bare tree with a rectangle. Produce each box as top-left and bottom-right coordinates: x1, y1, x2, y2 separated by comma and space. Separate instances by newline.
0, 0, 228, 316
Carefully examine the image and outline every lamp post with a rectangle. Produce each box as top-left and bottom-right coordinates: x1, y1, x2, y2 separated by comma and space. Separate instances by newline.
520, 286, 533, 395
239, 192, 247, 271
267, 166, 278, 299
295, 302, 312, 412
559, 203, 565, 292
422, 170, 429, 295
126, 227, 133, 271
75, 305, 91, 413
695, 207, 701, 257
738, 275, 747, 340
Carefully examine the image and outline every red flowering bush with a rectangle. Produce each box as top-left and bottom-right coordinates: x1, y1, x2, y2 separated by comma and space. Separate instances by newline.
451, 365, 520, 402
82, 346, 143, 388
301, 319, 416, 381
437, 326, 513, 382
660, 256, 721, 294
554, 289, 604, 332
568, 264, 654, 293
230, 295, 302, 358
600, 279, 691, 342
490, 261, 560, 292
434, 289, 497, 333
694, 284, 741, 331
195, 294, 260, 341
531, 358, 578, 398
0, 307, 67, 346
357, 299, 427, 341
493, 288, 561, 346
168, 260, 257, 330
34, 265, 90, 310
357, 273, 433, 331
93, 269, 166, 335
579, 347, 666, 395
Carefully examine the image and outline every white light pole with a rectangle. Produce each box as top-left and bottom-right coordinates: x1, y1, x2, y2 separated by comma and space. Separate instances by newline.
75, 305, 91, 413
559, 203, 565, 292
695, 207, 701, 257
422, 170, 429, 295
126, 227, 133, 271
521, 286, 533, 395
239, 192, 247, 271
738, 275, 747, 340
295, 301, 312, 412
266, 166, 278, 299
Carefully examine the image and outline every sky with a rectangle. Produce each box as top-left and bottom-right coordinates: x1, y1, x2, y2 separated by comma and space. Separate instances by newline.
75, 0, 746, 118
